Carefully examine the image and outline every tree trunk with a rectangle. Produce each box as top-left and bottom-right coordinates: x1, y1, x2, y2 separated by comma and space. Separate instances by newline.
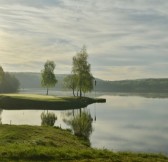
80, 88, 82, 98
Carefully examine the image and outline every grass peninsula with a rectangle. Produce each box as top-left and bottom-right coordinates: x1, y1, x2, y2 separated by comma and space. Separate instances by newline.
0, 93, 106, 110
0, 125, 167, 162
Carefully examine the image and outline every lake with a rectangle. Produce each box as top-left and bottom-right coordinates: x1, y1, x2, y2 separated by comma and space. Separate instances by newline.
1, 90, 168, 155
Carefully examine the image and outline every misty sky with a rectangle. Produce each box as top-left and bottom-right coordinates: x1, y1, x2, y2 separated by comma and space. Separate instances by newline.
0, 0, 168, 80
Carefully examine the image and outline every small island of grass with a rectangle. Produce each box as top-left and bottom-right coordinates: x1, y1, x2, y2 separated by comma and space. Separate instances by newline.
0, 94, 106, 110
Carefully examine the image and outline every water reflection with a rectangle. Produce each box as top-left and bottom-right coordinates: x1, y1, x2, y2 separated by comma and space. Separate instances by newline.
63, 109, 94, 140
41, 111, 57, 126
1, 94, 168, 155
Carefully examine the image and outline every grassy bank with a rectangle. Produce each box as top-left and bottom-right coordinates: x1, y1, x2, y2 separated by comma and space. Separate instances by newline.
0, 125, 167, 162
0, 94, 105, 110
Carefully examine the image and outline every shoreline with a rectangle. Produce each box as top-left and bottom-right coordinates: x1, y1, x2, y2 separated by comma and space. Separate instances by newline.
0, 124, 167, 162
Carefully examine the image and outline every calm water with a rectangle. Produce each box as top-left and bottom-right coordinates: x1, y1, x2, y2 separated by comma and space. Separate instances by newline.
1, 91, 168, 154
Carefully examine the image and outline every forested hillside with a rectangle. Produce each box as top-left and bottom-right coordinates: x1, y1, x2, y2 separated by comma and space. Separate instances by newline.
11, 72, 168, 93
95, 78, 168, 93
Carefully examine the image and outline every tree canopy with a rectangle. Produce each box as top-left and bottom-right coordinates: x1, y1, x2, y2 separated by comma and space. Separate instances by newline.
41, 60, 57, 95
64, 74, 77, 96
0, 66, 4, 83
72, 46, 93, 97
0, 66, 20, 93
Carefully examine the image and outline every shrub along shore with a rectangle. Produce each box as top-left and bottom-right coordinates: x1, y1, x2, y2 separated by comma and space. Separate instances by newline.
0, 94, 106, 110
0, 125, 167, 162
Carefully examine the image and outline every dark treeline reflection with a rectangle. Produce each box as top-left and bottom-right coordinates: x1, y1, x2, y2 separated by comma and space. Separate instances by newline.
63, 108, 93, 141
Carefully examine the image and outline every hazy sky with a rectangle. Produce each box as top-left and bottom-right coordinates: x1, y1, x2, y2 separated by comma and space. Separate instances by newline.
0, 0, 168, 80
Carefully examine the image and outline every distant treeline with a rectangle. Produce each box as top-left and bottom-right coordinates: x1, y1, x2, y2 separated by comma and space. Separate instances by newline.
11, 72, 168, 93
0, 72, 20, 93
96, 78, 168, 93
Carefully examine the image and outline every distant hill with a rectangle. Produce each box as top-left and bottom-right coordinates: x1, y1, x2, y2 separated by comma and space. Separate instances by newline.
10, 72, 66, 91
11, 72, 168, 93
95, 78, 168, 93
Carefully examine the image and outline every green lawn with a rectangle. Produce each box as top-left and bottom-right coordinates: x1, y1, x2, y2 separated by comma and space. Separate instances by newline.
0, 94, 105, 110
0, 93, 81, 101
0, 125, 167, 162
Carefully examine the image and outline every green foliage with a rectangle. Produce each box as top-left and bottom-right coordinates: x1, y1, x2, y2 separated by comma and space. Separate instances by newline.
41, 112, 57, 126
0, 66, 20, 93
0, 71, 20, 93
63, 74, 77, 96
41, 60, 57, 95
64, 110, 93, 139
0, 66, 4, 83
82, 73, 94, 94
72, 46, 94, 97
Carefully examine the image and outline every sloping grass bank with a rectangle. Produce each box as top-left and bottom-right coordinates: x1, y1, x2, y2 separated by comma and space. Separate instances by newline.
0, 125, 167, 162
0, 94, 105, 110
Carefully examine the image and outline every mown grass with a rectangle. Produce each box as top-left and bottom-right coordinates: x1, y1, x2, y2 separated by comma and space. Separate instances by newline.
0, 94, 105, 110
0, 94, 80, 102
0, 125, 167, 162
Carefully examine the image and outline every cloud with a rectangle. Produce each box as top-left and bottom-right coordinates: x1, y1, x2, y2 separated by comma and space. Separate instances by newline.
0, 0, 167, 80
0, 0, 62, 8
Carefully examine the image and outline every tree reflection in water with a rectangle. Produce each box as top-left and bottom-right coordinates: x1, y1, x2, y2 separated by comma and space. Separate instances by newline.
63, 109, 93, 140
